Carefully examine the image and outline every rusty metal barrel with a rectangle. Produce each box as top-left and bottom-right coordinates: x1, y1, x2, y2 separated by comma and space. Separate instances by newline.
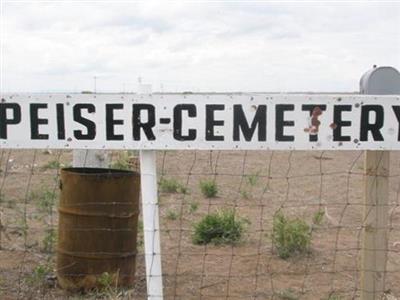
57, 168, 140, 291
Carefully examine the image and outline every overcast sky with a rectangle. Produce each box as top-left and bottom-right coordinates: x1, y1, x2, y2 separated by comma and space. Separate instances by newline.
1, 1, 399, 93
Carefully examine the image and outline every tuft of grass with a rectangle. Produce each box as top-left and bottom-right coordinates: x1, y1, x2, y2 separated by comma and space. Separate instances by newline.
26, 263, 52, 288
7, 199, 16, 209
16, 215, 28, 238
87, 278, 131, 299
312, 209, 325, 226
41, 229, 57, 253
199, 180, 218, 198
189, 201, 199, 214
42, 160, 61, 170
327, 294, 343, 300
93, 271, 129, 299
246, 172, 260, 186
35, 189, 57, 215
159, 178, 188, 194
275, 288, 299, 300
271, 212, 311, 259
110, 152, 131, 170
97, 272, 114, 289
0, 194, 15, 209
192, 210, 249, 245
166, 209, 179, 221
240, 189, 251, 199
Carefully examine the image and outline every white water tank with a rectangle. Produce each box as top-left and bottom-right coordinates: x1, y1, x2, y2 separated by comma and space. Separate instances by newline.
360, 66, 400, 95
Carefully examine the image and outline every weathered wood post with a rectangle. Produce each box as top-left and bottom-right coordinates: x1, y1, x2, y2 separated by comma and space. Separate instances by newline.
360, 66, 400, 299
73, 150, 109, 168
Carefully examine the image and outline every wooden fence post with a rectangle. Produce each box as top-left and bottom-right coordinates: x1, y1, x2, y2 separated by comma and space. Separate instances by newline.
360, 66, 400, 299
362, 151, 389, 299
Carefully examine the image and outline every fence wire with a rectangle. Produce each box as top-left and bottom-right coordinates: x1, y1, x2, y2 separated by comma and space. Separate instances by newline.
0, 149, 399, 299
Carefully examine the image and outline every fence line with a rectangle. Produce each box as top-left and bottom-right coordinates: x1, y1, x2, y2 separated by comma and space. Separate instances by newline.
0, 149, 400, 299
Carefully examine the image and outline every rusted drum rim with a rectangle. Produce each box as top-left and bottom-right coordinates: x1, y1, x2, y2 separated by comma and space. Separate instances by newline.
61, 167, 140, 178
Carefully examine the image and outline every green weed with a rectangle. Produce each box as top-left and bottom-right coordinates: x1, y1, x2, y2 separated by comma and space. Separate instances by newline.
166, 209, 179, 221
189, 201, 199, 214
41, 229, 57, 253
199, 180, 218, 198
327, 295, 343, 300
192, 210, 248, 245
271, 212, 311, 259
312, 209, 325, 226
275, 288, 299, 300
16, 216, 28, 238
7, 199, 16, 209
36, 189, 57, 215
159, 178, 188, 194
240, 190, 251, 199
110, 152, 131, 170
26, 263, 52, 288
42, 160, 61, 170
246, 172, 260, 186
97, 272, 114, 289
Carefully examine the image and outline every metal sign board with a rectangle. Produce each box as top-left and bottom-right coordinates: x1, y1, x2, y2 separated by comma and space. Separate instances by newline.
1, 93, 400, 150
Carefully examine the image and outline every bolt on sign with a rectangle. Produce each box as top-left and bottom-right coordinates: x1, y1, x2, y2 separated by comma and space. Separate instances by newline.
1, 93, 400, 150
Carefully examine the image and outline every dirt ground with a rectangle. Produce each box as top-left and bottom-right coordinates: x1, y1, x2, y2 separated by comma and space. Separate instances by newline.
0, 149, 399, 300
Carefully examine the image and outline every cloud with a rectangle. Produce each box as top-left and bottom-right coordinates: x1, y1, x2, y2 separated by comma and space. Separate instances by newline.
1, 1, 399, 92
95, 15, 173, 33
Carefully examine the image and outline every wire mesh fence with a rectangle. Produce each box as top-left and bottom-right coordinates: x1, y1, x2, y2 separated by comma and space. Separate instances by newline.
0, 149, 399, 299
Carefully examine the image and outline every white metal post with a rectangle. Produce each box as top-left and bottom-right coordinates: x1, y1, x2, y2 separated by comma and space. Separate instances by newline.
140, 150, 163, 299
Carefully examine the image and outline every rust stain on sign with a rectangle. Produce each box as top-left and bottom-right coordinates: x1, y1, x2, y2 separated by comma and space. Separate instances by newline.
330, 123, 337, 130
304, 106, 323, 134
